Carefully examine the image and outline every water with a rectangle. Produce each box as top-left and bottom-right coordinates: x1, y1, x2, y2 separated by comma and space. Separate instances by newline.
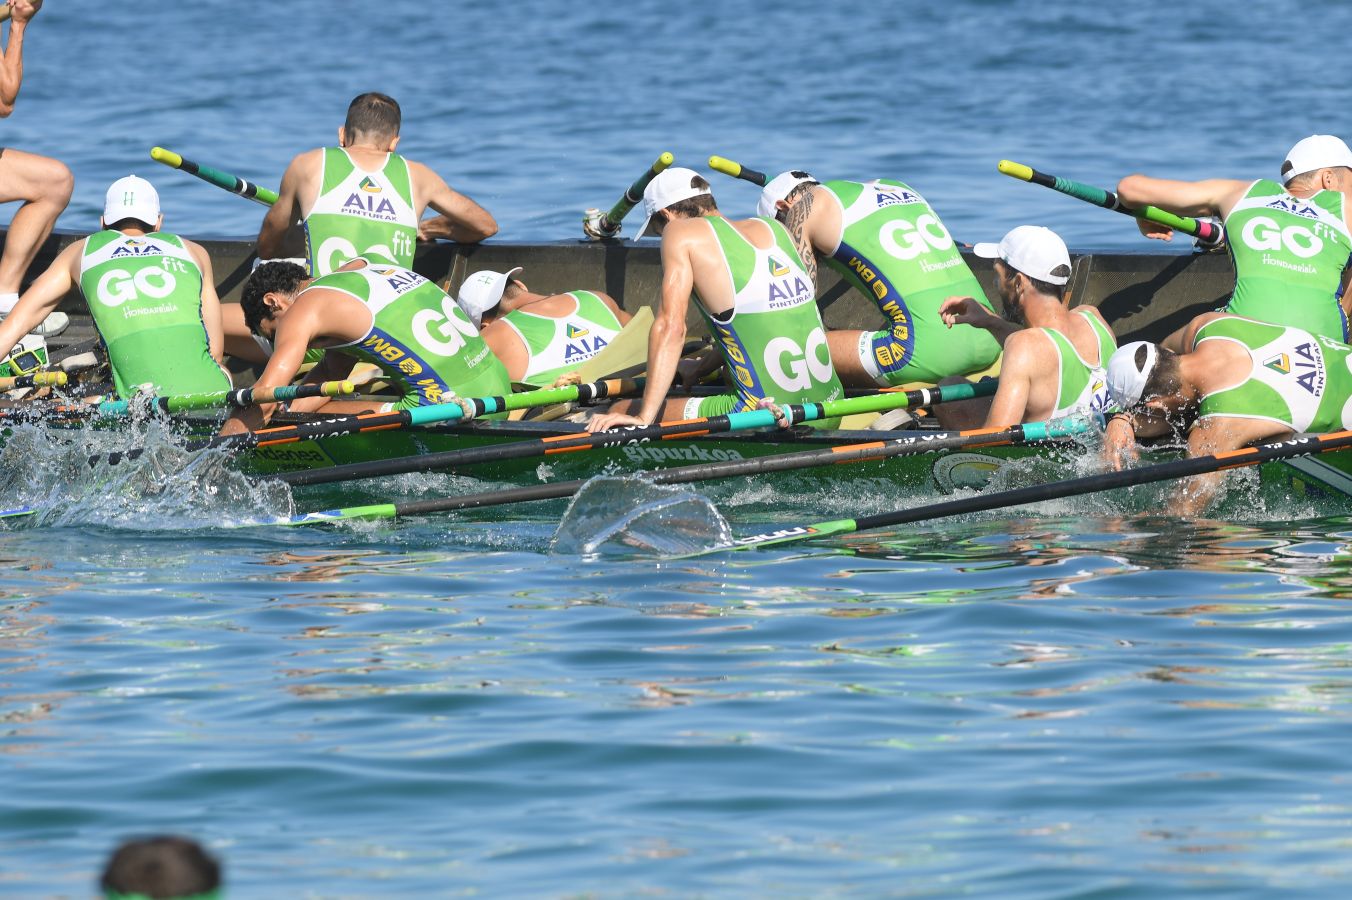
6, 1, 1352, 896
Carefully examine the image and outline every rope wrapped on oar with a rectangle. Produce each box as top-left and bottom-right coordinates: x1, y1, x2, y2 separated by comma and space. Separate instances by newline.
275, 379, 999, 487
150, 147, 279, 206
257, 412, 1090, 527
998, 160, 1225, 249
582, 152, 675, 239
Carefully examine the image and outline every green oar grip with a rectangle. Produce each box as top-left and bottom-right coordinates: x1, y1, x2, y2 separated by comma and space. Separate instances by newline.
709, 155, 768, 186
602, 152, 675, 229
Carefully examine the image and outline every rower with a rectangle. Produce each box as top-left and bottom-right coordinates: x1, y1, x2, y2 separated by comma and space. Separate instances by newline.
0, 0, 72, 338
225, 92, 498, 361
455, 267, 632, 387
219, 259, 510, 435
1116, 134, 1352, 345
0, 176, 231, 398
1103, 312, 1352, 514
938, 226, 1116, 427
758, 170, 1001, 387
586, 168, 843, 432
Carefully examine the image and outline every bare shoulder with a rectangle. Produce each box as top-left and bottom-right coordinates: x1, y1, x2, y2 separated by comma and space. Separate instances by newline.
1003, 327, 1052, 360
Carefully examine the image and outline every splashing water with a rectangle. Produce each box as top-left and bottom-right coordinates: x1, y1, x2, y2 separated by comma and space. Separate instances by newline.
550, 475, 733, 557
0, 417, 294, 530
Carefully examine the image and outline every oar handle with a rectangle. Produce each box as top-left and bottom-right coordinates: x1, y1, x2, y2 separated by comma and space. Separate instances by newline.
997, 160, 1224, 248
597, 152, 676, 234
94, 381, 355, 416
0, 371, 67, 391
150, 146, 280, 207
708, 156, 768, 186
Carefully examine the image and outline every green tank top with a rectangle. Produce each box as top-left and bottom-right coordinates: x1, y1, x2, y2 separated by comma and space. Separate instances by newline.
500, 291, 624, 387
1039, 308, 1117, 419
1223, 179, 1351, 339
78, 230, 229, 398
819, 179, 999, 373
304, 148, 419, 276
315, 260, 510, 407
1195, 315, 1352, 432
696, 216, 844, 420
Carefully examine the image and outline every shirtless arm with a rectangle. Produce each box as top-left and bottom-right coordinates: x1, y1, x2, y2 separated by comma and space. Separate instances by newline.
416, 164, 497, 243
981, 330, 1041, 428
1176, 416, 1286, 515
0, 240, 77, 359
587, 232, 692, 430
939, 295, 1022, 347
256, 151, 313, 260
1116, 175, 1249, 240
782, 188, 818, 285
480, 320, 527, 383
186, 241, 224, 362
0, 2, 35, 117
218, 301, 321, 435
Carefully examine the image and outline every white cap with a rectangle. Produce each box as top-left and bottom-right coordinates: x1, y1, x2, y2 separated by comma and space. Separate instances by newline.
632, 167, 711, 241
1105, 341, 1159, 410
756, 170, 817, 217
103, 176, 160, 227
972, 225, 1072, 286
456, 266, 522, 327
1280, 135, 1352, 184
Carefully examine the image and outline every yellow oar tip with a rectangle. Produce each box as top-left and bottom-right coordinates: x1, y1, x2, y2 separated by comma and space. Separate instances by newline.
656, 151, 675, 167
708, 156, 740, 177
997, 160, 1033, 181
150, 147, 183, 168
333, 380, 356, 396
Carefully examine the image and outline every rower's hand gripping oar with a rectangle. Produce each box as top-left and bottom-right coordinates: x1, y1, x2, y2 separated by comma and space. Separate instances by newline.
150, 147, 279, 207
582, 153, 675, 240
998, 160, 1225, 249
716, 427, 1352, 553
275, 380, 998, 488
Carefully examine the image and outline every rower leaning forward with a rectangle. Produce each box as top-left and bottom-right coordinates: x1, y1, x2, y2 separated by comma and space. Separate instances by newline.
1103, 312, 1352, 514
587, 168, 843, 432
1117, 134, 1352, 346
0, 176, 230, 398
220, 258, 510, 435
757, 170, 1001, 388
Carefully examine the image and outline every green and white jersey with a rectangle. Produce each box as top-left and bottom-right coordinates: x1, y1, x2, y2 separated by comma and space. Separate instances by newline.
696, 216, 843, 416
1223, 179, 1351, 340
819, 179, 1000, 378
78, 230, 229, 398
500, 291, 624, 387
304, 148, 419, 276
1039, 308, 1117, 419
1195, 315, 1352, 432
314, 260, 510, 410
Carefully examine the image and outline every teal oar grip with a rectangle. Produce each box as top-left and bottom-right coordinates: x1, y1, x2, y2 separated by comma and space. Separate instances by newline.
602, 152, 675, 230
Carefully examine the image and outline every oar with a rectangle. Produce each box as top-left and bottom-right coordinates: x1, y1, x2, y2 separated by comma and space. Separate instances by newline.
583, 153, 675, 239
150, 147, 279, 207
92, 377, 646, 466
90, 381, 354, 417
719, 428, 1352, 552
708, 155, 768, 186
276, 379, 999, 487
998, 160, 1225, 248
0, 371, 66, 391
254, 414, 1091, 527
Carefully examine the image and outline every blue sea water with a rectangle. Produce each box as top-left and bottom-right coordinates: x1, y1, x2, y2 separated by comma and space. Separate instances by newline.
5, 1, 1352, 896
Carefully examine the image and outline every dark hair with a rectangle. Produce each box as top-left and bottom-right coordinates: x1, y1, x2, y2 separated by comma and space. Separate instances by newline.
100, 836, 221, 898
241, 261, 307, 336
1002, 261, 1068, 301
664, 175, 718, 218
1141, 344, 1183, 403
1284, 165, 1352, 190
783, 171, 819, 206
344, 92, 401, 140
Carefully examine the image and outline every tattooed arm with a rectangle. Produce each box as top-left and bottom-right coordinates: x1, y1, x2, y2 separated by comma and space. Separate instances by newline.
782, 187, 818, 285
